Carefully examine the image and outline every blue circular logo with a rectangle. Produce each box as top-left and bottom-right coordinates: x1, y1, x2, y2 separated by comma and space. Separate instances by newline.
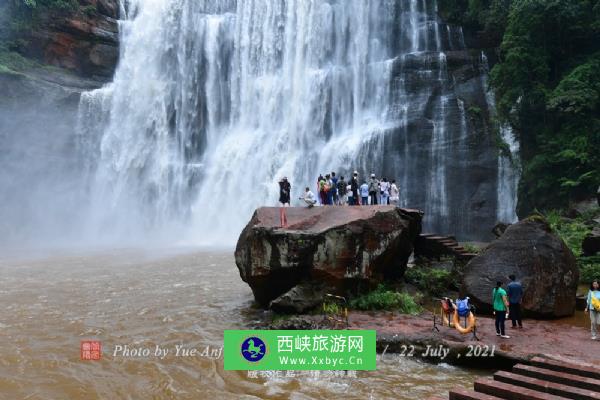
241, 336, 266, 362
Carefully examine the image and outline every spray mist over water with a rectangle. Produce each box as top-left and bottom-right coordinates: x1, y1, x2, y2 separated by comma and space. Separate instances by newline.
0, 0, 519, 249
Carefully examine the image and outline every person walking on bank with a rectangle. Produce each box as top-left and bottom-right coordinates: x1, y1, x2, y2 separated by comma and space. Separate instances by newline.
390, 179, 400, 206
492, 281, 510, 338
337, 176, 347, 205
278, 177, 291, 228
360, 181, 369, 206
507, 274, 524, 328
368, 174, 379, 205
585, 279, 600, 340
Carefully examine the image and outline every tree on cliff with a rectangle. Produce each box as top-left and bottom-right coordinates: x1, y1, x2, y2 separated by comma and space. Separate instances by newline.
490, 0, 600, 215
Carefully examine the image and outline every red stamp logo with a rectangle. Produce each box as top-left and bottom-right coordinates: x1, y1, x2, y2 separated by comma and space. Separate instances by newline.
81, 340, 102, 360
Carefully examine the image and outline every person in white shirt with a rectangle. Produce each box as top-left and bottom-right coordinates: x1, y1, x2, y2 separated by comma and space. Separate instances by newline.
380, 177, 390, 205
300, 187, 317, 208
346, 184, 353, 205
390, 179, 400, 206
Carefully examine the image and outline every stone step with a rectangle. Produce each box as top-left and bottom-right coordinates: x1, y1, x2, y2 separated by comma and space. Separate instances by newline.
530, 357, 600, 381
425, 236, 450, 241
513, 364, 600, 392
474, 378, 568, 400
494, 371, 600, 399
448, 388, 504, 400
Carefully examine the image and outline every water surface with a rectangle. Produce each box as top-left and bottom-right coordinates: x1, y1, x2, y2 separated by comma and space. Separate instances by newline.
0, 249, 486, 399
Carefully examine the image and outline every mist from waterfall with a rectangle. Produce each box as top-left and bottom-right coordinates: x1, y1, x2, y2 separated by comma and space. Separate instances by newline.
75, 0, 518, 246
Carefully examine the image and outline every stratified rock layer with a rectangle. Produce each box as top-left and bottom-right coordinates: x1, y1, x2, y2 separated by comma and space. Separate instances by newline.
235, 206, 423, 306
463, 217, 579, 318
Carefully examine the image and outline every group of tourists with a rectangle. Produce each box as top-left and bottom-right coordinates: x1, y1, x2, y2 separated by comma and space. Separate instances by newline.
286, 171, 401, 208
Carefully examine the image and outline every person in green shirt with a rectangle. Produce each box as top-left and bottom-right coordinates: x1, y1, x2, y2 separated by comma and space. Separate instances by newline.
492, 281, 510, 338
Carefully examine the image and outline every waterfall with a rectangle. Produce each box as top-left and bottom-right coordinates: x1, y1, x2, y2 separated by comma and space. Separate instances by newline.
481, 51, 519, 224
78, 0, 516, 244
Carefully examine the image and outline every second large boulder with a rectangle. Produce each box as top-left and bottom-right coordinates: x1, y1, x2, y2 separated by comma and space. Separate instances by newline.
463, 216, 579, 318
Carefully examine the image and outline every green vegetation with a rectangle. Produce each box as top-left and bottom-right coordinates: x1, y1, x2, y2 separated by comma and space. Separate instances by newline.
491, 1, 600, 215
545, 210, 592, 257
11, 0, 78, 12
322, 301, 343, 316
405, 266, 458, 296
0, 43, 39, 73
580, 258, 600, 282
438, 1, 600, 215
462, 243, 483, 254
349, 284, 422, 314
545, 209, 600, 283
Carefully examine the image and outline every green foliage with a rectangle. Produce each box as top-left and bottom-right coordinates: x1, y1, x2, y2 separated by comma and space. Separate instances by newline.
437, 0, 512, 43
580, 258, 600, 283
405, 267, 457, 296
545, 209, 600, 283
13, 0, 78, 11
0, 44, 39, 73
546, 210, 591, 257
322, 301, 342, 315
462, 243, 482, 254
489, 0, 600, 214
349, 285, 422, 314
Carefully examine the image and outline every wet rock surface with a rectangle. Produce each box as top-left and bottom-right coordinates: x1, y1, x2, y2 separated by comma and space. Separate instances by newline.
16, 0, 120, 80
463, 217, 579, 318
269, 282, 331, 314
235, 206, 423, 306
582, 228, 600, 257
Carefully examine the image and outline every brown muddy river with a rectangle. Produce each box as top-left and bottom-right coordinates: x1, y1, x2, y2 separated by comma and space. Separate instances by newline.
0, 249, 487, 399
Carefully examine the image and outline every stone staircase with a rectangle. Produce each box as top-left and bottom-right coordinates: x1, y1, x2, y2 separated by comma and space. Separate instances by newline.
430, 357, 600, 400
414, 233, 478, 262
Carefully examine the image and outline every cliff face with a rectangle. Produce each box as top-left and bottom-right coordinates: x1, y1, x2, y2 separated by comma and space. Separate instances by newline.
14, 0, 120, 82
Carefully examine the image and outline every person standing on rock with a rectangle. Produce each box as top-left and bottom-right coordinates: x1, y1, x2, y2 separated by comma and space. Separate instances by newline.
336, 176, 347, 205
346, 182, 353, 205
380, 178, 390, 205
331, 172, 339, 205
507, 274, 524, 329
278, 177, 291, 228
318, 175, 327, 206
360, 181, 369, 206
585, 279, 600, 340
325, 174, 334, 205
390, 179, 400, 206
351, 171, 360, 206
368, 173, 379, 205
492, 281, 510, 339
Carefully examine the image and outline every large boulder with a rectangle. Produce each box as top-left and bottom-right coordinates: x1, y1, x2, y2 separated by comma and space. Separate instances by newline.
463, 216, 579, 318
235, 206, 423, 307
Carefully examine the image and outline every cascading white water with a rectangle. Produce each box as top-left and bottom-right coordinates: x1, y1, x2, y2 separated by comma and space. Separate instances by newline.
78, 0, 517, 244
481, 51, 519, 224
